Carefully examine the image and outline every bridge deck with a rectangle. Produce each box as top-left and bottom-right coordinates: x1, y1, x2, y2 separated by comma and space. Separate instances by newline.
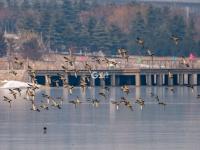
35, 68, 200, 75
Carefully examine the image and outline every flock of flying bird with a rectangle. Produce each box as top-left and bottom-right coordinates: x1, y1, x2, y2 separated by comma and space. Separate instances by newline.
2, 77, 168, 112
1, 35, 195, 113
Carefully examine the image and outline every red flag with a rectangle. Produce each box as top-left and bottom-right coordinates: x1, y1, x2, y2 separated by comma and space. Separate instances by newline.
189, 53, 195, 61
78, 56, 88, 62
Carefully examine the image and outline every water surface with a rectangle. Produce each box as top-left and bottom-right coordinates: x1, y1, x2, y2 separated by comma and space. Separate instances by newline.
0, 86, 200, 150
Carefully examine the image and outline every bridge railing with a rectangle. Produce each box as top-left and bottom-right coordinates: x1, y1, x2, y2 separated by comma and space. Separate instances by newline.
0, 57, 199, 70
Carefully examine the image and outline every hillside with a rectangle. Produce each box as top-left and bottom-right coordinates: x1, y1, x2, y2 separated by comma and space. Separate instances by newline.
0, 0, 199, 57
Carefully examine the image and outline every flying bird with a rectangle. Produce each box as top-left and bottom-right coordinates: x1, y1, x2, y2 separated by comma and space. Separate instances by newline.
170, 35, 181, 45
3, 96, 12, 108
136, 37, 145, 48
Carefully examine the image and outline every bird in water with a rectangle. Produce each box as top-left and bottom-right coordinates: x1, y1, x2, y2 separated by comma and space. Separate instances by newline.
186, 84, 194, 93
104, 86, 110, 92
165, 86, 175, 93
197, 94, 200, 99
56, 96, 64, 105
154, 96, 167, 106
87, 98, 100, 108
111, 100, 121, 110
154, 95, 160, 102
31, 100, 40, 112
120, 97, 133, 111
69, 96, 82, 108
50, 98, 61, 109
40, 100, 49, 110
126, 102, 133, 111
42, 93, 51, 104
99, 91, 107, 100
158, 101, 167, 106
43, 126, 47, 134
135, 98, 145, 110
150, 92, 155, 98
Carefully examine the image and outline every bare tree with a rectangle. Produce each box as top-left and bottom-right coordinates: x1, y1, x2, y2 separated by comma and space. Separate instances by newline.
21, 37, 43, 60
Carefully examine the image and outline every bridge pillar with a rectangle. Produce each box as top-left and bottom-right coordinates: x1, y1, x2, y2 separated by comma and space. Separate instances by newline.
116, 76, 121, 86
90, 77, 95, 86
168, 75, 173, 86
146, 74, 151, 86
135, 87, 141, 99
157, 74, 163, 86
100, 78, 105, 87
45, 75, 51, 86
111, 74, 116, 86
135, 73, 141, 86
153, 74, 157, 85
63, 82, 68, 98
188, 74, 192, 85
178, 74, 184, 85
184, 74, 188, 85
65, 74, 68, 83
162, 74, 165, 85
191, 74, 197, 85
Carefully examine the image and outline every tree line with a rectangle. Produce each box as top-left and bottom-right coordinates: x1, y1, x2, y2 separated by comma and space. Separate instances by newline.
0, 0, 199, 58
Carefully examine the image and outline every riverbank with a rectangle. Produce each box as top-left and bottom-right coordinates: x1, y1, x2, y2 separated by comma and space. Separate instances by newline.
0, 70, 27, 82
0, 53, 199, 82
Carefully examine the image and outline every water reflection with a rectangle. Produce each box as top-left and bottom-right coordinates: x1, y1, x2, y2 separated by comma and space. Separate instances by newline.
0, 86, 200, 150
109, 87, 116, 122
135, 87, 141, 99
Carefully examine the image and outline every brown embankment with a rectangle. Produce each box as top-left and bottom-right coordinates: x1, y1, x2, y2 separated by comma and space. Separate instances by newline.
0, 53, 199, 82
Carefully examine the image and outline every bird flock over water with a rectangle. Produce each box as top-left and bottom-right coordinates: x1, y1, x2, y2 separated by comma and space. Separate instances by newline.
1, 35, 197, 113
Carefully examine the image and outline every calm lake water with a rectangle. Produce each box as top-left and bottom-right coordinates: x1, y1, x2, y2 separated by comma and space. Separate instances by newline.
0, 86, 200, 150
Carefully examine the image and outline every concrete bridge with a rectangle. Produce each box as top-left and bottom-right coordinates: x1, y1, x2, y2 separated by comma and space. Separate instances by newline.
1, 54, 200, 86
34, 68, 200, 87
